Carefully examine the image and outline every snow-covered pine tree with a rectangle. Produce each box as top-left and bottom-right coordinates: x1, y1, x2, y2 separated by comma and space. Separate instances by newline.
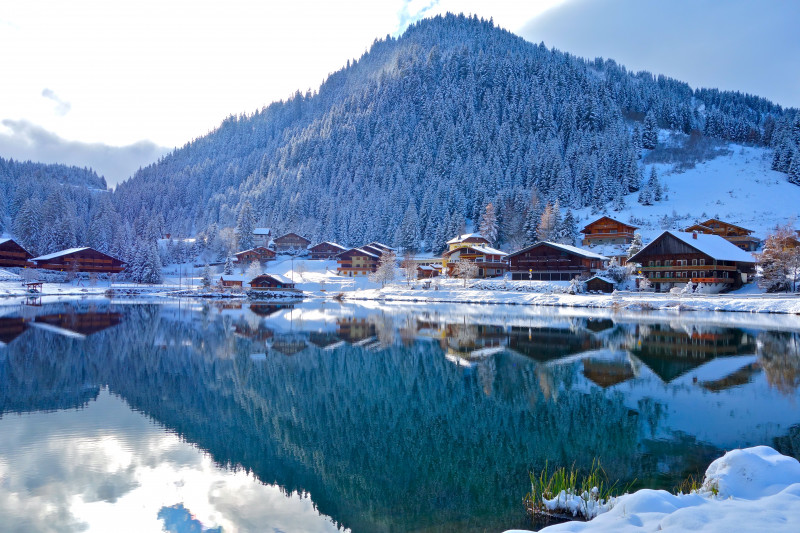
648, 167, 663, 202
201, 264, 212, 288
627, 232, 643, 258
556, 209, 578, 245
235, 201, 256, 250
224, 255, 234, 275
642, 111, 658, 149
395, 202, 420, 253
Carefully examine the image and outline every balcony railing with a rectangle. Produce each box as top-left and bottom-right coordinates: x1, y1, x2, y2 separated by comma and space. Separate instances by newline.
641, 265, 737, 272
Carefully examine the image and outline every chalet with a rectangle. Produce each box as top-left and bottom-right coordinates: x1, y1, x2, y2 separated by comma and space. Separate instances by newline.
0, 238, 33, 267
627, 230, 756, 292
219, 276, 244, 289
581, 216, 638, 246
31, 247, 125, 273
309, 241, 347, 260
273, 233, 311, 253
445, 233, 490, 251
252, 228, 272, 247
506, 242, 608, 281
235, 246, 276, 264
683, 219, 760, 251
416, 265, 440, 279
249, 273, 298, 292
336, 248, 380, 276
442, 245, 508, 278
585, 275, 616, 293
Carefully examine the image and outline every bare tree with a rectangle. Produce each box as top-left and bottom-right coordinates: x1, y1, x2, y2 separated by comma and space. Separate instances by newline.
400, 251, 417, 286
451, 259, 478, 287
369, 251, 397, 287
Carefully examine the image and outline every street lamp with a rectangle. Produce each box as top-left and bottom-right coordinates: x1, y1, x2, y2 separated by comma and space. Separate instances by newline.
529, 269, 532, 288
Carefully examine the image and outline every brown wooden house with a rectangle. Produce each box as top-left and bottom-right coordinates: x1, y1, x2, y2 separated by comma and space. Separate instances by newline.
416, 265, 440, 279
627, 230, 756, 292
273, 233, 311, 253
309, 241, 347, 260
581, 216, 638, 246
0, 238, 33, 267
235, 246, 276, 264
442, 245, 508, 278
506, 242, 608, 281
252, 227, 272, 247
249, 273, 298, 291
683, 219, 760, 251
219, 276, 244, 289
585, 275, 616, 293
446, 233, 490, 251
32, 247, 125, 273
336, 247, 380, 276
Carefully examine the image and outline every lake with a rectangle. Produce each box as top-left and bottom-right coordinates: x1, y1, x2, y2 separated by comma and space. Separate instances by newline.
1, 299, 799, 532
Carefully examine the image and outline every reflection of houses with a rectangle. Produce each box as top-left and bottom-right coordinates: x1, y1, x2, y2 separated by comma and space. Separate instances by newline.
441, 323, 507, 364
507, 242, 608, 281
249, 303, 293, 317
697, 359, 761, 392
582, 357, 635, 388
0, 317, 28, 346
0, 238, 33, 267
271, 334, 309, 356
683, 219, 759, 251
309, 332, 345, 350
581, 216, 638, 246
235, 247, 276, 264
309, 242, 347, 260
506, 326, 603, 362
627, 230, 756, 292
336, 318, 376, 343
32, 311, 123, 338
32, 247, 125, 273
273, 233, 311, 253
442, 245, 508, 278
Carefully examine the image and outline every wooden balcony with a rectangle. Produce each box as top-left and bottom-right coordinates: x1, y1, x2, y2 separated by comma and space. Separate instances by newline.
691, 277, 734, 284
647, 277, 691, 283
641, 265, 737, 272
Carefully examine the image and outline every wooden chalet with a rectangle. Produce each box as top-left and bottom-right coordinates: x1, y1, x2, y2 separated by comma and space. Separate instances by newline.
31, 247, 125, 273
442, 245, 508, 278
249, 273, 298, 291
235, 246, 276, 264
581, 216, 638, 246
0, 238, 33, 267
219, 276, 244, 289
506, 242, 608, 281
336, 247, 380, 276
309, 241, 347, 260
446, 233, 490, 251
627, 230, 756, 292
273, 233, 311, 253
585, 275, 616, 293
683, 219, 760, 251
416, 265, 440, 279
252, 228, 272, 247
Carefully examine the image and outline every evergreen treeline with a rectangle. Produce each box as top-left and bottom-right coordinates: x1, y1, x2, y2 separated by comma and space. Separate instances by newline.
113, 14, 793, 254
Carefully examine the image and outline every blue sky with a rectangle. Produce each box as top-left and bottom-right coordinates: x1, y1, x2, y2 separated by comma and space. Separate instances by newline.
0, 0, 797, 186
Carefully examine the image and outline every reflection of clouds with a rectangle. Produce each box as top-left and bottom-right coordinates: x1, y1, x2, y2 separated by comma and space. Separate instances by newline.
0, 389, 345, 532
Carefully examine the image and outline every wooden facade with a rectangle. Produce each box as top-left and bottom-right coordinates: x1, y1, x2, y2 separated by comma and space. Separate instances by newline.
416, 265, 440, 279
235, 247, 276, 264
32, 247, 125, 273
249, 273, 298, 291
0, 238, 33, 267
219, 276, 244, 289
446, 233, 490, 251
309, 241, 347, 260
506, 242, 608, 281
252, 228, 272, 247
336, 248, 380, 276
683, 219, 760, 251
581, 216, 638, 246
585, 275, 615, 293
627, 231, 755, 292
442, 245, 508, 278
273, 233, 311, 253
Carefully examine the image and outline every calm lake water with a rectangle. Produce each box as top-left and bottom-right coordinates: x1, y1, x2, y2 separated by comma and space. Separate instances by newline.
1, 299, 799, 532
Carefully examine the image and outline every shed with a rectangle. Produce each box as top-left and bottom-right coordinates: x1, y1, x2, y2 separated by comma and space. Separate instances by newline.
585, 275, 616, 293
249, 273, 298, 291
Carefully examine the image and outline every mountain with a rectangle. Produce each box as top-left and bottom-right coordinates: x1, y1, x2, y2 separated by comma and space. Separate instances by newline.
106, 14, 796, 254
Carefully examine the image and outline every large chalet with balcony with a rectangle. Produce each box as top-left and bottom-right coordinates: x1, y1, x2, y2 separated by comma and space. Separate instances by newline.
0, 238, 33, 267
506, 242, 608, 281
273, 233, 311, 253
581, 216, 638, 246
235, 246, 276, 264
446, 233, 490, 251
309, 241, 347, 260
336, 248, 381, 276
627, 230, 755, 292
683, 219, 760, 251
442, 245, 508, 278
31, 247, 125, 273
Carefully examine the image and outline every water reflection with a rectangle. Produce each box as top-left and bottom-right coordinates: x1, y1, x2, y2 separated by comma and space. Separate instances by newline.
0, 300, 799, 532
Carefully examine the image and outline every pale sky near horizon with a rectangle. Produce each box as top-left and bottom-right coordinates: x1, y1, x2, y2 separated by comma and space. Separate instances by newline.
1, 0, 797, 186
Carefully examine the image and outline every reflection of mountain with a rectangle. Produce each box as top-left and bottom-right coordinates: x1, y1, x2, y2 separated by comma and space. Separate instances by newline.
1, 303, 799, 532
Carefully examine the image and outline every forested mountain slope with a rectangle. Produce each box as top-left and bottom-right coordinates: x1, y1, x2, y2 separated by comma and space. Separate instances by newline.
113, 13, 798, 253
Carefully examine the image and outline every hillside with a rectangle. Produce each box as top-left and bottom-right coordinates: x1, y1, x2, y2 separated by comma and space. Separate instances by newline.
105, 14, 796, 255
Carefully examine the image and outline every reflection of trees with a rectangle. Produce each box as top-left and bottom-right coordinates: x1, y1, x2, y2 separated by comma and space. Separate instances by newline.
758, 331, 800, 395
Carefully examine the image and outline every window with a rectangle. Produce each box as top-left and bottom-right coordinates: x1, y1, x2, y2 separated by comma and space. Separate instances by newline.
655, 260, 661, 266
649, 261, 654, 267
699, 259, 705, 266
692, 259, 697, 266
692, 271, 697, 278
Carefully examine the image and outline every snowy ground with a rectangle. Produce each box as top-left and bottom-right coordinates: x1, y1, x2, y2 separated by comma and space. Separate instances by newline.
506, 446, 800, 533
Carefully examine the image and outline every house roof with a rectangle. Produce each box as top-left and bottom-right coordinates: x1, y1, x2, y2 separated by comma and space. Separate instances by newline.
580, 216, 638, 233
253, 228, 272, 235
235, 246, 275, 255
694, 218, 753, 235
417, 265, 440, 271
274, 232, 310, 242
507, 241, 609, 260
0, 238, 11, 246
252, 273, 295, 285
446, 233, 488, 244
365, 241, 395, 251
586, 275, 616, 285
311, 241, 347, 251
630, 231, 756, 264
443, 245, 507, 257
32, 247, 91, 261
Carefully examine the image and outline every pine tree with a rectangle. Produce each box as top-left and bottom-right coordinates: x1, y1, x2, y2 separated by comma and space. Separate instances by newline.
642, 112, 658, 149
627, 233, 643, 258
224, 255, 234, 275
201, 264, 212, 288
556, 209, 578, 245
236, 201, 256, 250
478, 202, 498, 245
537, 203, 557, 242
647, 167, 662, 202
394, 202, 420, 253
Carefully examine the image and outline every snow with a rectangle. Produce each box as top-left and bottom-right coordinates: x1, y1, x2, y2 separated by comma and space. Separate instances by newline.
506, 446, 800, 533
510, 242, 609, 260
660, 230, 756, 263
30, 247, 90, 261
446, 233, 486, 244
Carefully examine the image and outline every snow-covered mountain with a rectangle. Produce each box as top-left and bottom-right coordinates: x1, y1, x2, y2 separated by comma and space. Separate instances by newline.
111, 14, 798, 254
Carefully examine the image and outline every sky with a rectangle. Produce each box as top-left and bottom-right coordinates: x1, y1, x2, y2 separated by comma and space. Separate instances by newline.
1, 0, 798, 187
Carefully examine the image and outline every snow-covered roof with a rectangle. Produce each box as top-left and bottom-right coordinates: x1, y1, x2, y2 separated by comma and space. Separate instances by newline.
253, 228, 271, 235
342, 247, 379, 258
255, 273, 295, 285
470, 245, 507, 256
418, 265, 441, 271
0, 238, 11, 246
586, 275, 616, 285
512, 241, 608, 260
32, 247, 91, 261
665, 231, 756, 263
446, 233, 487, 244
311, 241, 347, 250
366, 241, 395, 250
219, 275, 245, 282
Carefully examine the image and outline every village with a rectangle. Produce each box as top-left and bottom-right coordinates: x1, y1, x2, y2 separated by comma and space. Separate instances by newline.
2, 215, 799, 302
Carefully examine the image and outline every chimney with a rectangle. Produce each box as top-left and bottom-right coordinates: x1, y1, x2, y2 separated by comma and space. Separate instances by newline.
692, 232, 697, 240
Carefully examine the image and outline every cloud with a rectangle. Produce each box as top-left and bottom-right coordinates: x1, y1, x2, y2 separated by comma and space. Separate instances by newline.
0, 119, 169, 187
41, 88, 72, 116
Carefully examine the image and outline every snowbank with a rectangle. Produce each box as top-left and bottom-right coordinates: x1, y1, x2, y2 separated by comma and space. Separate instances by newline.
506, 446, 800, 533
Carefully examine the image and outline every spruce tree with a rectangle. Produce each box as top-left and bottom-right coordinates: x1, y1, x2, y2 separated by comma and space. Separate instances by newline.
235, 201, 256, 250
642, 112, 658, 149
